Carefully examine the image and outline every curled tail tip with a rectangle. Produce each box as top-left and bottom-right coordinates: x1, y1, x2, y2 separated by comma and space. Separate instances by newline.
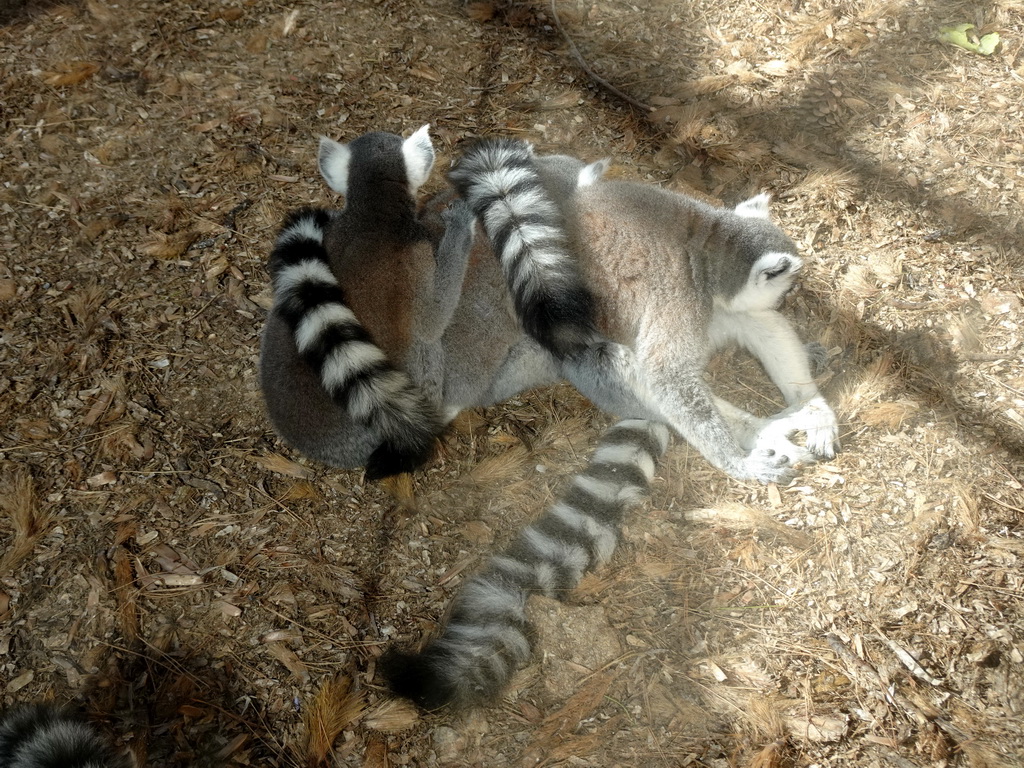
0, 704, 129, 768
365, 406, 445, 479
448, 137, 534, 189
379, 649, 460, 711
382, 640, 518, 711
365, 440, 436, 481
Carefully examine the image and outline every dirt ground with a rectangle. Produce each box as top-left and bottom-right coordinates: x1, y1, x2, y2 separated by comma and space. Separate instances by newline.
2, 0, 1023, 766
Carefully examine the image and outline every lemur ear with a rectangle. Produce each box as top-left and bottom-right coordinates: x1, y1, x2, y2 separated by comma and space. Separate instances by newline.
734, 193, 771, 219
402, 124, 435, 193
319, 136, 351, 195
578, 158, 610, 187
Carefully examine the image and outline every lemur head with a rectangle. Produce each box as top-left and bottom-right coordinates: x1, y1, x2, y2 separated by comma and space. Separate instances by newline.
720, 194, 803, 312
318, 124, 435, 198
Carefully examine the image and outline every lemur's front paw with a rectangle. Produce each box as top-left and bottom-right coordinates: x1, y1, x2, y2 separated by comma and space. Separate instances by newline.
738, 447, 798, 485
774, 397, 839, 459
438, 198, 476, 261
751, 420, 816, 467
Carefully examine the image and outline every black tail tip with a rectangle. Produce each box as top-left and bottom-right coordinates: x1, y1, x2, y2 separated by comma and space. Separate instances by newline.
0, 704, 128, 768
365, 440, 435, 481
525, 318, 603, 361
517, 285, 602, 360
379, 649, 458, 712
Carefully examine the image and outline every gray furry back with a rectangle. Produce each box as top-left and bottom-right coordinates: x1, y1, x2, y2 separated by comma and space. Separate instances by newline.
455, 140, 839, 485
382, 419, 671, 710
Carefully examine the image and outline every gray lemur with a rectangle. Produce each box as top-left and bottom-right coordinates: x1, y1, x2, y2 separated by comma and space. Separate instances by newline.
260, 128, 835, 483
259, 126, 460, 479
448, 138, 839, 484
259, 127, 655, 479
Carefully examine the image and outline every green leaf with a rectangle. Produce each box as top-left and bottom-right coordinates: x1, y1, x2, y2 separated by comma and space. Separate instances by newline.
977, 32, 1000, 55
938, 23, 1000, 55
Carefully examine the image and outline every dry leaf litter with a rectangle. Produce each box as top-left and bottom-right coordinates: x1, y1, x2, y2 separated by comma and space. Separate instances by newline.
1, 0, 1023, 766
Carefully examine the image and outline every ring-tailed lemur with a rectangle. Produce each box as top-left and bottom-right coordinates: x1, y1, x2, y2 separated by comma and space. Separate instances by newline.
260, 126, 463, 479
260, 128, 656, 479
382, 418, 671, 710
449, 139, 839, 484
0, 704, 129, 768
260, 128, 834, 484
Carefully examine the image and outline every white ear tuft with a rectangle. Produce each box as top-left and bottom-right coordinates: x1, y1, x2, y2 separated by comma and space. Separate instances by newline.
319, 136, 351, 195
578, 158, 610, 187
402, 124, 435, 193
734, 192, 771, 219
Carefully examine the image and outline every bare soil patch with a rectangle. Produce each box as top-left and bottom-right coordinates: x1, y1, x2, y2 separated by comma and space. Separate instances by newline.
2, 1, 1023, 766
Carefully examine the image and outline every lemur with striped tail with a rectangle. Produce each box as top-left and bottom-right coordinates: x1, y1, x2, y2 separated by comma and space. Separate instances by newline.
259, 127, 655, 479
261, 128, 835, 483
449, 138, 839, 484
382, 418, 671, 710
259, 126, 466, 479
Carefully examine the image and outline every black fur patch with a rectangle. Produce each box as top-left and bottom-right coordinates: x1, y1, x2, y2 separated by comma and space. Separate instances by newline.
0, 704, 128, 768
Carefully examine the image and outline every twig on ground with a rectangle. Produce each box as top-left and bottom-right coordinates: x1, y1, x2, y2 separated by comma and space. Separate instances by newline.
874, 627, 943, 687
826, 634, 970, 744
548, 0, 653, 114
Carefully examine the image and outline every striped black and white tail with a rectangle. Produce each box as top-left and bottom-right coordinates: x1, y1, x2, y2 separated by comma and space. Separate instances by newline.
0, 704, 129, 768
382, 419, 671, 710
448, 138, 603, 359
268, 207, 446, 479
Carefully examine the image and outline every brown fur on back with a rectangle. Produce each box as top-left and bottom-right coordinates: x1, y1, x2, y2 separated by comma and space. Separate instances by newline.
320, 189, 520, 394
329, 236, 433, 361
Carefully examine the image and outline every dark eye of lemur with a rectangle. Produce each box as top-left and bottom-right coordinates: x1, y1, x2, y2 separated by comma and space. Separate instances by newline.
763, 258, 791, 279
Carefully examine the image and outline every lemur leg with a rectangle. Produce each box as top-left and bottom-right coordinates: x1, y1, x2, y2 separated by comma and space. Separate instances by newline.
561, 342, 666, 422
633, 346, 796, 484
709, 309, 838, 458
402, 199, 477, 406
477, 339, 561, 407
711, 397, 766, 449
561, 340, 807, 479
484, 338, 663, 421
404, 340, 445, 406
